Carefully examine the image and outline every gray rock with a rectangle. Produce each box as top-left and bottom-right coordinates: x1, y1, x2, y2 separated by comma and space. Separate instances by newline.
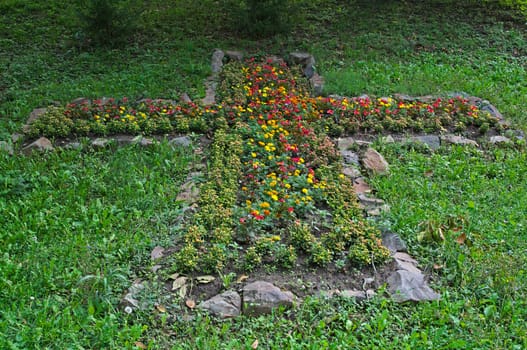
409, 135, 441, 150
387, 270, 440, 302
392, 252, 421, 275
353, 177, 371, 195
382, 232, 408, 253
440, 135, 478, 147
339, 290, 367, 300
242, 281, 295, 316
170, 136, 192, 147
358, 193, 385, 206
289, 52, 314, 66
479, 102, 503, 121
361, 148, 389, 175
342, 166, 362, 179
26, 107, 47, 125
0, 141, 14, 155
489, 135, 511, 144
225, 50, 243, 61
200, 290, 241, 318
202, 80, 217, 106
309, 73, 324, 96
140, 138, 154, 147
337, 137, 356, 152
92, 138, 110, 148
22, 137, 53, 154
113, 135, 136, 145
341, 150, 360, 166
211, 49, 224, 74
63, 142, 82, 150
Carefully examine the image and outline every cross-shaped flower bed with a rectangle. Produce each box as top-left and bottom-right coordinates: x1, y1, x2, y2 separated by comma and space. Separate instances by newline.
25, 57, 500, 275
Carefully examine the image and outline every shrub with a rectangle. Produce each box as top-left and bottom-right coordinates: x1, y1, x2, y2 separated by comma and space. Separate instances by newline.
76, 0, 139, 47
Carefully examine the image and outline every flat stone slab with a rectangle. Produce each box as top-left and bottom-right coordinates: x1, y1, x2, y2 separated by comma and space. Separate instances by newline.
387, 270, 440, 302
242, 281, 295, 316
361, 148, 389, 175
409, 135, 441, 150
382, 232, 408, 253
22, 137, 53, 154
489, 135, 511, 144
200, 290, 241, 319
440, 135, 478, 147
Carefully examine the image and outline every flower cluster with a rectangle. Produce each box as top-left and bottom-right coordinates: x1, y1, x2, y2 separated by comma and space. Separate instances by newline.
27, 98, 215, 138
315, 95, 499, 136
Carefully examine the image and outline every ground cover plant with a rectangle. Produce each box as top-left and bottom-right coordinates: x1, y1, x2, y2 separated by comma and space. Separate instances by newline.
1, 0, 527, 348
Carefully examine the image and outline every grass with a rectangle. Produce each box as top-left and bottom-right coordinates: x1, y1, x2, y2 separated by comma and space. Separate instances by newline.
1, 0, 526, 348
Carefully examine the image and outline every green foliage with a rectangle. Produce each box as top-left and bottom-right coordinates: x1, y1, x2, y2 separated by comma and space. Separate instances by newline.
76, 0, 138, 47
231, 0, 300, 38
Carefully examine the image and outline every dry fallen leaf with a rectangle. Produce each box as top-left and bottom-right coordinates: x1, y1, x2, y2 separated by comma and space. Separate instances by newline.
424, 169, 434, 177
455, 232, 467, 245
433, 264, 443, 270
172, 277, 188, 291
156, 304, 167, 313
168, 273, 180, 280
196, 275, 215, 284
134, 341, 147, 349
251, 339, 259, 349
178, 284, 187, 298
236, 274, 249, 283
185, 299, 196, 309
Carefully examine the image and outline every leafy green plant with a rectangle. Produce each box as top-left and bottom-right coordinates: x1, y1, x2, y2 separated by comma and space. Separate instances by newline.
76, 0, 139, 47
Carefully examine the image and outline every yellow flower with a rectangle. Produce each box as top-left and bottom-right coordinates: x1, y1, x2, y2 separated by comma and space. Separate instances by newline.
259, 202, 271, 208
302, 188, 308, 194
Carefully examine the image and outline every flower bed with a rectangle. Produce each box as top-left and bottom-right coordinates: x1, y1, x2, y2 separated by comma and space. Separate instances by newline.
23, 57, 503, 274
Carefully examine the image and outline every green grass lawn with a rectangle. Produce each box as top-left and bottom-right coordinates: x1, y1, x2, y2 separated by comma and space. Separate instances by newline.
1, 0, 526, 348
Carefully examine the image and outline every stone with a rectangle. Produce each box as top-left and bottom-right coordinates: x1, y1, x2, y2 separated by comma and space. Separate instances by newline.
225, 50, 243, 61
113, 135, 136, 145
0, 141, 14, 155
309, 73, 324, 96
361, 148, 389, 175
358, 193, 385, 206
479, 102, 503, 121
22, 137, 53, 154
180, 93, 192, 104
440, 135, 478, 147
382, 232, 408, 253
337, 137, 355, 152
242, 281, 295, 316
26, 107, 47, 125
200, 290, 241, 318
342, 166, 362, 179
341, 150, 360, 166
339, 290, 367, 300
211, 49, 224, 74
92, 138, 110, 148
289, 52, 314, 66
63, 142, 82, 150
353, 177, 372, 195
140, 138, 154, 147
392, 252, 422, 275
170, 136, 192, 147
150, 246, 165, 260
202, 80, 217, 106
387, 270, 440, 302
409, 135, 441, 151
489, 135, 511, 144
